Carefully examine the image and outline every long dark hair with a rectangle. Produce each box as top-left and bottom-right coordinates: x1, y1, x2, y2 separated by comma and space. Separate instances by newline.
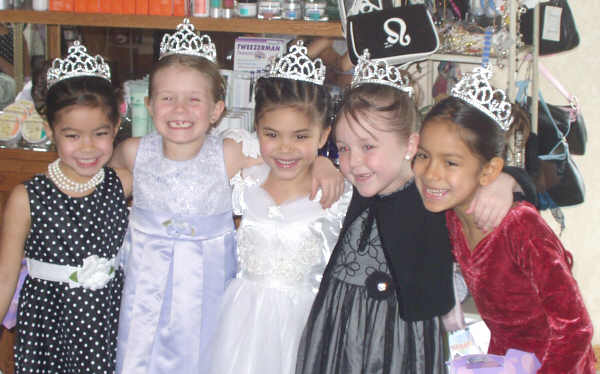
254, 77, 331, 130
43, 75, 121, 129
423, 96, 529, 162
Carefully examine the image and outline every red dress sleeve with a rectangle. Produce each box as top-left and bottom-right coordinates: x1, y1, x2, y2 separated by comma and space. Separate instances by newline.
512, 207, 595, 373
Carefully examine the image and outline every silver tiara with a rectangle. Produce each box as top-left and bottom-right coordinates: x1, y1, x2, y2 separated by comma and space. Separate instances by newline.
349, 0, 382, 15
159, 18, 217, 62
46, 41, 111, 89
351, 50, 413, 97
451, 65, 513, 131
265, 40, 326, 86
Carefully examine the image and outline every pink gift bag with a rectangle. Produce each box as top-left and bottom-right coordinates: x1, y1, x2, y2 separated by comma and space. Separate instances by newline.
447, 348, 541, 374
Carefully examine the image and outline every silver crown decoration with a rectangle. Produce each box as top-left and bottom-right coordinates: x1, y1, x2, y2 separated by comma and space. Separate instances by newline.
451, 65, 513, 131
159, 18, 217, 62
351, 49, 413, 97
349, 0, 382, 15
265, 40, 326, 86
47, 41, 111, 89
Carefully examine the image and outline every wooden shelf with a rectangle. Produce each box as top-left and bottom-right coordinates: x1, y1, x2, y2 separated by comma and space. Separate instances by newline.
0, 148, 57, 207
0, 10, 344, 37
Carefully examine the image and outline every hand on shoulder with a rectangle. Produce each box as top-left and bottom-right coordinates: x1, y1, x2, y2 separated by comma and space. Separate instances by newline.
222, 132, 263, 179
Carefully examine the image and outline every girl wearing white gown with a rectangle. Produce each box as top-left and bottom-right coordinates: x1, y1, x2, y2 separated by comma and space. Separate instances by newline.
208, 41, 352, 374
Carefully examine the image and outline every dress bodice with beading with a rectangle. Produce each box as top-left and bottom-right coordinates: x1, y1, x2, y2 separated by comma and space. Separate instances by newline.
133, 131, 232, 215
232, 164, 350, 288
207, 164, 352, 374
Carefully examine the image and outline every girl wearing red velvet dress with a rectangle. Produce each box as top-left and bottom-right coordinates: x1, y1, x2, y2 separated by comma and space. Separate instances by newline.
413, 65, 596, 373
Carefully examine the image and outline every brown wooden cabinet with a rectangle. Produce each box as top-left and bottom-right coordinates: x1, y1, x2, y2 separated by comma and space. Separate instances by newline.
0, 10, 343, 65
0, 149, 57, 209
0, 10, 342, 37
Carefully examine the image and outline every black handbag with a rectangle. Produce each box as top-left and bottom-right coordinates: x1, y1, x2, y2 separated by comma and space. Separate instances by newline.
523, 97, 586, 156
532, 60, 586, 155
526, 93, 585, 207
519, 0, 580, 55
346, 3, 440, 65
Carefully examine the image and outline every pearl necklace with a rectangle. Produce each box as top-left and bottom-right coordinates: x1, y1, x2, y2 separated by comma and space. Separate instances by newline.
47, 159, 105, 193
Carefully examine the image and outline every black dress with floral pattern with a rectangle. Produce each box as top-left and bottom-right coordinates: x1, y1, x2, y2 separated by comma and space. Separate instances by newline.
296, 183, 454, 374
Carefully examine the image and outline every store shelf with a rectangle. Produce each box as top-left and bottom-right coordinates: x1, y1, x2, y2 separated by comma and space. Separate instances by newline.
0, 148, 57, 207
0, 10, 344, 37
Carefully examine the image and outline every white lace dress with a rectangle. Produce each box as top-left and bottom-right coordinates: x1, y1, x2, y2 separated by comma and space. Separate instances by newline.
208, 163, 352, 374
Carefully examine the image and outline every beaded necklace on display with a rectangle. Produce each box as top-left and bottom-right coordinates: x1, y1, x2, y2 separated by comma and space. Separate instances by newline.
47, 159, 105, 193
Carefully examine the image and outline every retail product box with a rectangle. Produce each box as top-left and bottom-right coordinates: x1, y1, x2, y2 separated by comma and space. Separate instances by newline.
49, 0, 74, 11
111, 0, 135, 13
149, 0, 171, 15
74, 0, 100, 13
233, 37, 289, 72
173, 0, 186, 15
124, 0, 135, 13
99, 0, 111, 13
74, 0, 86, 12
135, 0, 149, 14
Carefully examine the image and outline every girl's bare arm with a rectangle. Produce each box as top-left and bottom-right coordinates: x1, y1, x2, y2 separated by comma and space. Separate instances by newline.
0, 185, 30, 321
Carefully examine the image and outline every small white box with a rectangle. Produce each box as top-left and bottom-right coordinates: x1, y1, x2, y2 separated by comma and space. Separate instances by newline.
233, 37, 289, 72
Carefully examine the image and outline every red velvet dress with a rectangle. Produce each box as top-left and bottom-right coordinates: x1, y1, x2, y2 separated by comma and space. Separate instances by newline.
447, 201, 596, 373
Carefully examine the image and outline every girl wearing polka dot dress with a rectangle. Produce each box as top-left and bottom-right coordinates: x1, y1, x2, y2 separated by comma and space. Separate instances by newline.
0, 42, 131, 373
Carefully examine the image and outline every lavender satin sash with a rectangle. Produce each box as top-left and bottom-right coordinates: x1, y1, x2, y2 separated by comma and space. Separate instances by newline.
116, 207, 236, 374
1, 260, 27, 329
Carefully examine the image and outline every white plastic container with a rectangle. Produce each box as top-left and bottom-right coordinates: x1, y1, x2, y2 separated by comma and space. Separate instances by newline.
32, 0, 49, 11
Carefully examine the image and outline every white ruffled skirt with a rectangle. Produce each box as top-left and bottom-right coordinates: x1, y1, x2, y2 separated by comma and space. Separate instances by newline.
207, 276, 315, 374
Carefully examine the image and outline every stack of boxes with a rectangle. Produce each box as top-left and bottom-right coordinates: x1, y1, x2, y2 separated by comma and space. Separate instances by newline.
50, 0, 187, 16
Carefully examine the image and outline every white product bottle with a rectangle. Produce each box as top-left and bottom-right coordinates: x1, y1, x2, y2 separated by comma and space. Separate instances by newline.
303, 0, 327, 21
32, 0, 48, 10
281, 0, 302, 20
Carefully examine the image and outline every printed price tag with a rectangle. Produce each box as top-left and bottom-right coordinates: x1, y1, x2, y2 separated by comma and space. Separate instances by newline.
542, 5, 563, 42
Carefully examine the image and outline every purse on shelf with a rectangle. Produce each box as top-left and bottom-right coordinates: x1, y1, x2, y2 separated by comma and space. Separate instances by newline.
518, 89, 585, 208
338, 0, 395, 36
519, 0, 580, 55
537, 60, 587, 155
537, 92, 585, 207
523, 97, 586, 156
517, 58, 587, 156
346, 1, 440, 65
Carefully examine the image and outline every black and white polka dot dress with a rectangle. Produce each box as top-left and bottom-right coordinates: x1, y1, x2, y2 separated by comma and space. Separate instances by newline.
15, 167, 129, 374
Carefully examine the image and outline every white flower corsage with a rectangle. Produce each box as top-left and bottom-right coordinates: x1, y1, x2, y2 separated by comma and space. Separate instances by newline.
69, 255, 116, 290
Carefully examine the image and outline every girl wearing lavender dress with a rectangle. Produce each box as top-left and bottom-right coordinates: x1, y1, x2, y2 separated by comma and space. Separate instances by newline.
110, 20, 343, 374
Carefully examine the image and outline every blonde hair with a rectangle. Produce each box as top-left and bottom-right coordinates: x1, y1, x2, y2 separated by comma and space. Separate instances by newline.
148, 54, 226, 103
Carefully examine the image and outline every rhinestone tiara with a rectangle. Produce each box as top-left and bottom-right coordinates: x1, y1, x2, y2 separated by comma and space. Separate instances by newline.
159, 18, 217, 62
46, 41, 111, 89
265, 40, 326, 86
351, 49, 413, 97
451, 65, 513, 131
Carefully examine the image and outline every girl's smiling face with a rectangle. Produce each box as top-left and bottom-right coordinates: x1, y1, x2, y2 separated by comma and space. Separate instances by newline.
46, 104, 118, 185
335, 110, 418, 198
413, 118, 487, 214
146, 64, 224, 150
257, 106, 329, 186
